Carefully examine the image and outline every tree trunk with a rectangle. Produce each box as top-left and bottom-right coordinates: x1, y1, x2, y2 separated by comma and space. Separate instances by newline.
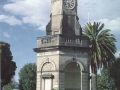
91, 73, 97, 90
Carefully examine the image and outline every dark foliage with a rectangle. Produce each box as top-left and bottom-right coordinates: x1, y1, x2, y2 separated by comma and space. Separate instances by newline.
0, 41, 17, 88
4, 78, 19, 90
97, 67, 117, 90
110, 57, 120, 90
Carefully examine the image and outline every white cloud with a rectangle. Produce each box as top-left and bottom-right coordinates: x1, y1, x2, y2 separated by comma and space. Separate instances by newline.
78, 0, 120, 21
3, 0, 51, 30
0, 14, 22, 25
3, 32, 11, 38
37, 24, 46, 31
99, 17, 120, 33
92, 17, 120, 33
1, 0, 120, 32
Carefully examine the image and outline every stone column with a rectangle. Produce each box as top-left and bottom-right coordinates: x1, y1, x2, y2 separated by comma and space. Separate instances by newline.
36, 72, 41, 90
82, 71, 89, 90
59, 72, 65, 90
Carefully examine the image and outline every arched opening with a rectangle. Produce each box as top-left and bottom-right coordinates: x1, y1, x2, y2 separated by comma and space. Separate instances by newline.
41, 62, 54, 90
65, 62, 81, 90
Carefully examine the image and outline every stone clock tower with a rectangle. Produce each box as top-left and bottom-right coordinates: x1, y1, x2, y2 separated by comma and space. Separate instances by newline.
34, 0, 90, 90
46, 0, 81, 36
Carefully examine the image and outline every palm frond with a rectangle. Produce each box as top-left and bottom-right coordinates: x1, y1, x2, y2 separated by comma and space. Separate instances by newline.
83, 22, 117, 73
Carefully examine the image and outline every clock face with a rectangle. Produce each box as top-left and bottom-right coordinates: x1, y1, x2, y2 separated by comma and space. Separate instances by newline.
63, 0, 75, 9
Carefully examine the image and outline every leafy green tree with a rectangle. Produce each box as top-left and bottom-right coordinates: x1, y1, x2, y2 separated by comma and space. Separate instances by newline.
83, 22, 116, 73
97, 67, 117, 90
19, 63, 36, 90
110, 57, 120, 90
3, 78, 18, 90
3, 84, 13, 90
0, 41, 17, 89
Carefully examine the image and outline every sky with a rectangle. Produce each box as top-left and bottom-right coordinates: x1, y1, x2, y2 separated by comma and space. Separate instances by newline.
0, 0, 120, 82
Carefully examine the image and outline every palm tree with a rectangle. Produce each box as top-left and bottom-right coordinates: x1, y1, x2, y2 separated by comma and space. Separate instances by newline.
83, 22, 117, 90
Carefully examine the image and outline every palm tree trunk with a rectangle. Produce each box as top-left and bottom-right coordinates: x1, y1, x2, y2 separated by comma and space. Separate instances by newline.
91, 73, 97, 90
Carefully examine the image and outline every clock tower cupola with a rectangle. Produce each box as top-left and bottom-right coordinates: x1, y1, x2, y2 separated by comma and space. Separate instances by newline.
46, 0, 81, 35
